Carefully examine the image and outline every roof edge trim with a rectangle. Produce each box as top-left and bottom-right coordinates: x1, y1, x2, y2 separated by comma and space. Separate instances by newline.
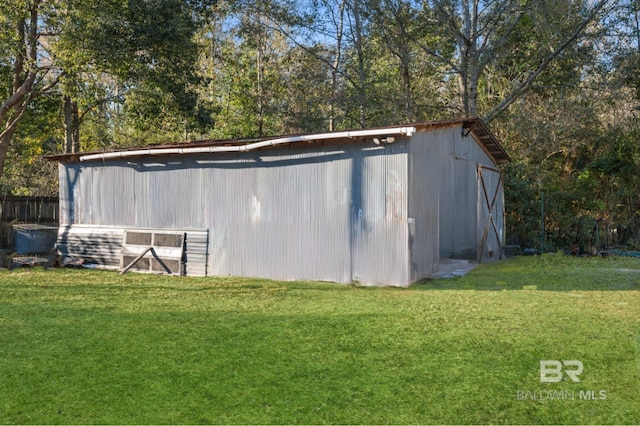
76, 127, 416, 162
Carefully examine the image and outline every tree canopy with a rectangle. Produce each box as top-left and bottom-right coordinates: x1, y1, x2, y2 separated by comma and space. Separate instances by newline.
0, 0, 638, 250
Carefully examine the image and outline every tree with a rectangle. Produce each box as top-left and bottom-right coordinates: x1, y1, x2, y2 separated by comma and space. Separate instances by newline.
0, 0, 64, 180
1, 92, 61, 196
57, 0, 211, 149
0, 0, 215, 192
419, 0, 613, 122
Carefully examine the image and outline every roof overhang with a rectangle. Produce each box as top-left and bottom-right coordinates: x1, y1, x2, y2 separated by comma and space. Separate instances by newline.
45, 117, 509, 165
412, 117, 510, 164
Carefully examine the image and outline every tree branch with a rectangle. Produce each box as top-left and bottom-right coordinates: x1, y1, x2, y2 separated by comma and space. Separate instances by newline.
483, 0, 612, 123
477, 8, 525, 71
79, 93, 125, 122
0, 92, 35, 142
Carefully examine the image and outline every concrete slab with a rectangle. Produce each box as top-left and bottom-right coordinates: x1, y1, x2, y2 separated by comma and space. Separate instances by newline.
432, 258, 478, 278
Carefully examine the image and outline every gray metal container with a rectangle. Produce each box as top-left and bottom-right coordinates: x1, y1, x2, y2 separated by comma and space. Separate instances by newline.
14, 224, 58, 255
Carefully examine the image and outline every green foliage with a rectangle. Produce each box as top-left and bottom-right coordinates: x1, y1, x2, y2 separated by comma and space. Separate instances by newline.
54, 0, 211, 147
278, 46, 333, 133
0, 93, 62, 196
503, 162, 541, 248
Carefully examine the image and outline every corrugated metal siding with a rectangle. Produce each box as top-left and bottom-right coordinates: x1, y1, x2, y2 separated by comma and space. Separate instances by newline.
407, 132, 441, 281
204, 148, 354, 283
349, 144, 410, 285
57, 225, 123, 266
434, 126, 505, 260
59, 143, 410, 285
58, 165, 76, 226
57, 127, 503, 283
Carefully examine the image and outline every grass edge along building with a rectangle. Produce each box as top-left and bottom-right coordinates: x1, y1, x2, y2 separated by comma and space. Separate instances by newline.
46, 117, 510, 286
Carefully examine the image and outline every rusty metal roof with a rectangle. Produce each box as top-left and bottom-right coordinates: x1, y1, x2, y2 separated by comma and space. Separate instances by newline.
46, 117, 509, 164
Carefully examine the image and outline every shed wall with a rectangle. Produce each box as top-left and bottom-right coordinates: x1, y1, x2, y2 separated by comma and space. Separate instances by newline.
436, 126, 504, 259
407, 132, 440, 281
59, 143, 411, 285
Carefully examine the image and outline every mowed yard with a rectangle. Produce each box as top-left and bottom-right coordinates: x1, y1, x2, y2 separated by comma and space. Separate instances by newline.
0, 255, 638, 424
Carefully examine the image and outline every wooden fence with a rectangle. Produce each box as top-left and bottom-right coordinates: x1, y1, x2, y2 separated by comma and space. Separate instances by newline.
0, 196, 59, 250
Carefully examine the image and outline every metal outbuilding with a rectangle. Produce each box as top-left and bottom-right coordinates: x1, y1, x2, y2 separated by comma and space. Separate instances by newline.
47, 117, 509, 286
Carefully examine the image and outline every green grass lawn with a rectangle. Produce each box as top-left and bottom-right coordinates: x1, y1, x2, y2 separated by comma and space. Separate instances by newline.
0, 255, 639, 424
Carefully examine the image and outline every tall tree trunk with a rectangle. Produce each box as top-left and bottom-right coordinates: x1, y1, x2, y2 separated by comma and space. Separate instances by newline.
64, 96, 80, 154
256, 34, 265, 137
457, 0, 479, 117
352, 0, 367, 128
467, 65, 480, 117
370, 0, 415, 122
255, 6, 266, 137
633, 2, 640, 101
401, 61, 413, 121
0, 120, 20, 181
329, 0, 346, 132
0, 7, 39, 182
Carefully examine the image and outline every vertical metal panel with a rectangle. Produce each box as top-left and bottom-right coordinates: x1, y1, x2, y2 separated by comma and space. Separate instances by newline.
434, 126, 481, 258
200, 148, 355, 283
349, 143, 410, 286
407, 133, 441, 281
58, 163, 71, 225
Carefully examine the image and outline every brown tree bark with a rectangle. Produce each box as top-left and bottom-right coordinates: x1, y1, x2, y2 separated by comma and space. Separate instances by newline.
64, 96, 80, 154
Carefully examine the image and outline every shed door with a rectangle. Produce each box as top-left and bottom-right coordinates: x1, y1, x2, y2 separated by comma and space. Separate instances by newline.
477, 165, 504, 261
